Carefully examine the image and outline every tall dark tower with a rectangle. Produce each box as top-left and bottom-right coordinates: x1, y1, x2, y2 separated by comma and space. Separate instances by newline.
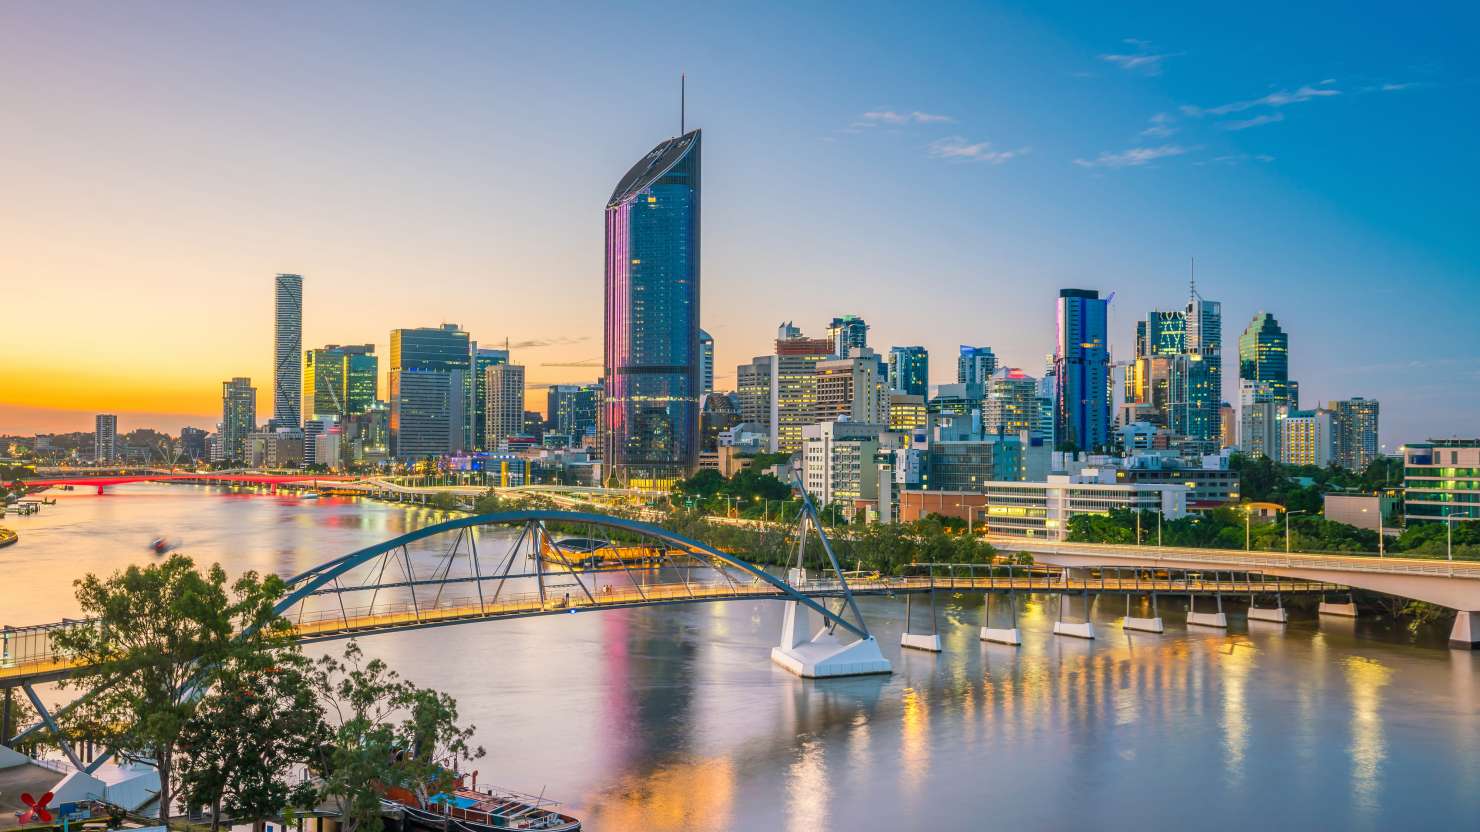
602, 130, 702, 487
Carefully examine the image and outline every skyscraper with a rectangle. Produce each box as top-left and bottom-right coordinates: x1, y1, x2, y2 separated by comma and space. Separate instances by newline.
304, 345, 377, 420
1054, 289, 1110, 451
1280, 409, 1334, 467
272, 274, 303, 429
887, 346, 929, 397
94, 414, 117, 463
1182, 283, 1222, 442
602, 129, 702, 487
957, 346, 998, 386
484, 363, 525, 449
390, 324, 470, 459
1239, 312, 1298, 407
547, 383, 600, 445
221, 377, 257, 461
984, 368, 1041, 438
470, 346, 510, 451
1330, 397, 1380, 472
815, 349, 889, 426
826, 315, 869, 356
698, 329, 715, 396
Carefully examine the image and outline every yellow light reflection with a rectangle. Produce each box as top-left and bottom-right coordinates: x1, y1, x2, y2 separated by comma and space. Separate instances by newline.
1344, 655, 1392, 814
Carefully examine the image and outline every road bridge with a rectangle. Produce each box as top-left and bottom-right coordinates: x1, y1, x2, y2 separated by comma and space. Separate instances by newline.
21, 472, 350, 494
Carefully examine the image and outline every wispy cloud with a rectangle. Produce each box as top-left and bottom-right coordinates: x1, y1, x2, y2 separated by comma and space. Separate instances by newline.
509, 335, 589, 349
540, 358, 601, 368
1101, 38, 1182, 76
1219, 112, 1285, 131
1140, 112, 1177, 138
1073, 144, 1191, 169
1197, 153, 1276, 166
859, 109, 955, 126
927, 136, 1028, 164
1182, 80, 1340, 117
1360, 81, 1424, 93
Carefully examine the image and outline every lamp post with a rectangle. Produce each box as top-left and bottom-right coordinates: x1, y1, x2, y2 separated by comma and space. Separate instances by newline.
1448, 515, 1454, 563
1156, 509, 1163, 547
1285, 509, 1307, 554
1245, 508, 1251, 551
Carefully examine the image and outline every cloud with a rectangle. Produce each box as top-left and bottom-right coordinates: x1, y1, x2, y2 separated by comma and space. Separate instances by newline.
539, 359, 602, 368
1140, 112, 1177, 138
1197, 153, 1276, 166
927, 136, 1028, 164
1182, 80, 1340, 117
1218, 112, 1286, 131
1073, 144, 1191, 169
508, 335, 589, 349
859, 109, 955, 126
1100, 38, 1182, 76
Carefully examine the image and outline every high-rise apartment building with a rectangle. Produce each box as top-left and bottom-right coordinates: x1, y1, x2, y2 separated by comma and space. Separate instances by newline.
470, 346, 510, 451
272, 273, 303, 429
602, 129, 702, 487
221, 377, 257, 461
826, 315, 869, 357
957, 345, 998, 386
770, 330, 833, 454
1330, 397, 1380, 472
94, 414, 117, 463
1279, 408, 1334, 467
304, 345, 377, 420
1239, 312, 1298, 407
887, 346, 929, 397
484, 363, 525, 449
1053, 289, 1110, 451
547, 383, 599, 445
390, 324, 471, 459
698, 329, 715, 396
984, 368, 1041, 438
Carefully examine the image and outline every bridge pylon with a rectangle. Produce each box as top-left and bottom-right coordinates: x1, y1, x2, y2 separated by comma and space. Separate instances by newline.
769, 481, 890, 678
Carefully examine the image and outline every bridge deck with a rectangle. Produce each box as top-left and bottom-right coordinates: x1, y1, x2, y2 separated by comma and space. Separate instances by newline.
0, 574, 1330, 686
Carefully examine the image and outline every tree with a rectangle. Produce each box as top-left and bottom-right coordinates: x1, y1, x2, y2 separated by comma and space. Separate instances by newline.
177, 649, 326, 832
53, 555, 289, 823
472, 489, 502, 515
396, 688, 485, 808
427, 492, 463, 512
312, 641, 404, 832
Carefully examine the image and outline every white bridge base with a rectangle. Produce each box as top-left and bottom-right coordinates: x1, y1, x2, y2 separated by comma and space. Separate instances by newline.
772, 601, 891, 678
1450, 611, 1480, 650
1123, 616, 1164, 633
1319, 601, 1358, 617
1053, 620, 1095, 639
901, 632, 943, 652
1187, 611, 1228, 628
1248, 606, 1289, 623
980, 626, 1022, 645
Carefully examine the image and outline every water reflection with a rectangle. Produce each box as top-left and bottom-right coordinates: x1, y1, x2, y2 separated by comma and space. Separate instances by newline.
1344, 656, 1392, 815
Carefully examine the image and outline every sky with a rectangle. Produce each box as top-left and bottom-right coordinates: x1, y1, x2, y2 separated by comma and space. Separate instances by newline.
1, 1, 1476, 448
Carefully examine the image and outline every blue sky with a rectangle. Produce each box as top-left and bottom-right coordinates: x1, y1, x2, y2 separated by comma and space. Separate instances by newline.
1, 1, 1476, 446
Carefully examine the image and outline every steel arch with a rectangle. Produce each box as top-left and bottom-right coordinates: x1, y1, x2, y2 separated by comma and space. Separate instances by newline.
276, 510, 870, 640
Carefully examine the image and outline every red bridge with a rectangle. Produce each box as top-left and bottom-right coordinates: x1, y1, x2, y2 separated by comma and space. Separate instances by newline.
20, 472, 351, 495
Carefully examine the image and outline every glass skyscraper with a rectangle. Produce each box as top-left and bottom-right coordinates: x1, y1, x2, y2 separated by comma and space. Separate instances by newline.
221, 377, 257, 461
1054, 289, 1110, 451
304, 344, 377, 419
390, 324, 470, 459
888, 346, 930, 397
602, 129, 702, 487
826, 315, 869, 356
272, 273, 303, 428
1239, 312, 1298, 407
957, 345, 998, 386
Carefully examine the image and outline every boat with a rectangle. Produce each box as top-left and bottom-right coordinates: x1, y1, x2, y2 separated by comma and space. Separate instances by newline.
539, 536, 677, 570
380, 776, 580, 831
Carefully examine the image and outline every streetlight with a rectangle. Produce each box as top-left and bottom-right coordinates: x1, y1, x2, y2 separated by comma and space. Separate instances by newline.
1448, 515, 1454, 562
1285, 509, 1307, 553
1244, 507, 1251, 551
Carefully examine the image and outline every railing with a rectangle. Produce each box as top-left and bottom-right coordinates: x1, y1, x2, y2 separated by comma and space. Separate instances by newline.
994, 538, 1480, 578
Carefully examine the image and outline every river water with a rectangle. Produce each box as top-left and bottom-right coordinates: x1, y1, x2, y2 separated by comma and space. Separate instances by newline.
3, 484, 1478, 830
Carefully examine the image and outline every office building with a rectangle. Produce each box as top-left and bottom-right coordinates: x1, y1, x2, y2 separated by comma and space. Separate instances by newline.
470, 346, 510, 451
1183, 282, 1222, 440
736, 356, 773, 435
1324, 492, 1398, 532
984, 368, 1041, 438
602, 129, 702, 487
926, 436, 1024, 492
801, 421, 901, 518
903, 477, 1187, 538
887, 346, 930, 398
221, 378, 257, 461
390, 324, 471, 459
1053, 289, 1110, 451
957, 345, 997, 386
700, 393, 740, 452
826, 315, 869, 356
1402, 440, 1480, 525
1330, 397, 1380, 472
272, 273, 303, 428
1279, 409, 1334, 467
770, 328, 833, 454
304, 344, 377, 420
929, 383, 985, 422
815, 348, 889, 426
699, 329, 715, 395
1219, 403, 1236, 449
94, 414, 117, 463
244, 430, 303, 469
1239, 312, 1298, 407
888, 393, 928, 437
1239, 380, 1284, 459
548, 383, 599, 445
179, 426, 208, 461
484, 363, 525, 449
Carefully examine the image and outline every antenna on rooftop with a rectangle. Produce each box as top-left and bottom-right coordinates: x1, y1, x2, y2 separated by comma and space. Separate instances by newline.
681, 72, 686, 135
1189, 256, 1197, 300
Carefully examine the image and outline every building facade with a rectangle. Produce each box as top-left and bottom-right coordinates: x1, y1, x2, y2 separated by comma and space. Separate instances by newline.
984, 368, 1040, 438
221, 377, 257, 461
1239, 312, 1298, 407
1054, 289, 1110, 451
1279, 409, 1334, 467
801, 421, 901, 516
94, 414, 117, 463
1330, 397, 1379, 472
698, 329, 715, 396
887, 346, 929, 397
484, 363, 525, 449
548, 383, 599, 446
390, 324, 470, 459
602, 129, 702, 487
814, 349, 889, 426
272, 273, 303, 429
957, 345, 997, 386
469, 346, 511, 452
981, 478, 1189, 540
826, 315, 869, 356
1402, 440, 1480, 525
304, 344, 377, 420
770, 331, 833, 454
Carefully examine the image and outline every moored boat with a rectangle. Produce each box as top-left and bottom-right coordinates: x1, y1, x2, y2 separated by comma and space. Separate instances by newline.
381, 777, 580, 831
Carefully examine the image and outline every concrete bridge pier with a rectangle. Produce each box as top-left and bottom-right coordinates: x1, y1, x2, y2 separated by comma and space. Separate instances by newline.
1187, 571, 1228, 628
1248, 586, 1289, 624
1450, 611, 1480, 649
1122, 578, 1164, 633
770, 600, 892, 678
1053, 586, 1095, 639
900, 585, 942, 652
1319, 591, 1358, 618
981, 589, 1022, 645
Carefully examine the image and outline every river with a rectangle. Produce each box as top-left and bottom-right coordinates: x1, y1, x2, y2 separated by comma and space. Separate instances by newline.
3, 484, 1478, 830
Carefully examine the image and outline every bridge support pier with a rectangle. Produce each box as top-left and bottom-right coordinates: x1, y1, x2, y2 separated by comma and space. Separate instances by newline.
1052, 587, 1095, 639
1122, 584, 1163, 633
900, 586, 942, 652
1248, 588, 1288, 624
981, 590, 1021, 645
1187, 571, 1228, 628
771, 601, 891, 678
1450, 611, 1480, 650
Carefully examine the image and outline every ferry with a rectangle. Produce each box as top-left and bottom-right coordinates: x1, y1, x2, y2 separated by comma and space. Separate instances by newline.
539, 536, 668, 570
381, 777, 580, 831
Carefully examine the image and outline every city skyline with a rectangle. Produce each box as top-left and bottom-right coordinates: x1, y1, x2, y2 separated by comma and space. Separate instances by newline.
2, 2, 1476, 446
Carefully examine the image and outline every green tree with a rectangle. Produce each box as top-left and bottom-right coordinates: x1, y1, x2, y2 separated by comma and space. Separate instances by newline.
312, 641, 404, 832
396, 688, 485, 808
54, 555, 288, 823
427, 492, 463, 512
472, 489, 503, 515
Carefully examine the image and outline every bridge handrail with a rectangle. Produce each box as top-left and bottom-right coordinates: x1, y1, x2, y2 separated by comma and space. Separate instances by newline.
991, 538, 1480, 578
